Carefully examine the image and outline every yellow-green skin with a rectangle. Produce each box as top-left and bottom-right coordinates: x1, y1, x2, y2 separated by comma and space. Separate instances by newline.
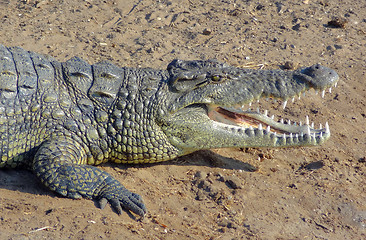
0, 45, 338, 216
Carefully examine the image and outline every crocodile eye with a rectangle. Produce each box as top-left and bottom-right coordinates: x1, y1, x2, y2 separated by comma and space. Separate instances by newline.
211, 75, 221, 82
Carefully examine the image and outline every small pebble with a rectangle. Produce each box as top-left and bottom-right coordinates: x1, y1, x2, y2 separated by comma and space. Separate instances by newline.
202, 28, 212, 35
328, 17, 348, 28
226, 176, 242, 189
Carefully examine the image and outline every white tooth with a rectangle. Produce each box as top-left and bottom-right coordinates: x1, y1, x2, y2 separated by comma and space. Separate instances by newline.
334, 82, 338, 88
241, 104, 245, 109
288, 120, 291, 125
264, 110, 268, 116
299, 121, 302, 126
283, 133, 286, 138
292, 97, 295, 103
311, 122, 314, 128
329, 87, 332, 93
271, 115, 275, 120
321, 89, 325, 98
306, 125, 311, 135
319, 123, 322, 129
249, 102, 252, 107
257, 107, 260, 113
281, 118, 284, 124
266, 125, 270, 132
312, 133, 316, 138
282, 100, 288, 109
298, 95, 301, 100
325, 122, 330, 133
295, 133, 299, 138
250, 126, 254, 130
290, 133, 293, 138
306, 116, 309, 125
258, 123, 263, 130
320, 132, 323, 138
257, 99, 260, 103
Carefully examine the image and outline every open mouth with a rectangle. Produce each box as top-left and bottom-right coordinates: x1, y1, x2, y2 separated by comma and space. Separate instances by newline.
206, 88, 334, 146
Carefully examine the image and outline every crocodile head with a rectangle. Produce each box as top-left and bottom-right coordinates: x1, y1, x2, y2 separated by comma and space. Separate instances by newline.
158, 59, 339, 156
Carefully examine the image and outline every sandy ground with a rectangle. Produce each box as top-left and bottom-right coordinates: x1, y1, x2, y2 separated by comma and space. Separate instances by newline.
0, 0, 365, 239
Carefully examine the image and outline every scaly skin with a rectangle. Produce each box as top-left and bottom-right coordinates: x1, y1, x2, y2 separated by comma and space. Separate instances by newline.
0, 45, 339, 216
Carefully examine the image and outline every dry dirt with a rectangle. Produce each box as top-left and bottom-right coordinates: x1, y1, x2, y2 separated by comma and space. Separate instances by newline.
0, 0, 365, 239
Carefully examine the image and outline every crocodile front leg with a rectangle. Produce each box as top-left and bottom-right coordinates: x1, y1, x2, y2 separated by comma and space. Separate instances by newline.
32, 137, 147, 217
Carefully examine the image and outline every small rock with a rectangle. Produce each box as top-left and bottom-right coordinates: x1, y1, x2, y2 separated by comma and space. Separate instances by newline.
292, 23, 301, 31
326, 45, 334, 51
255, 4, 265, 11
225, 176, 242, 189
288, 183, 297, 189
305, 161, 324, 170
334, 44, 343, 49
202, 28, 212, 35
328, 17, 348, 28
283, 61, 296, 70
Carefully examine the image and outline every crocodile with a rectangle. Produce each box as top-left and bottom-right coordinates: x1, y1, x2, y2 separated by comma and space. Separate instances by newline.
0, 45, 338, 217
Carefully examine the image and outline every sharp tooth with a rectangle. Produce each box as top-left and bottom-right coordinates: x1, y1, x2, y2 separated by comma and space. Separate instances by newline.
258, 123, 263, 130
288, 120, 291, 125
249, 102, 252, 107
280, 118, 284, 124
266, 125, 270, 132
325, 122, 330, 133
334, 82, 338, 88
320, 132, 323, 138
241, 104, 245, 109
319, 123, 322, 129
271, 115, 275, 120
299, 121, 302, 126
312, 133, 316, 138
282, 100, 288, 109
292, 97, 295, 103
329, 87, 332, 93
311, 122, 314, 128
321, 89, 326, 98
257, 99, 260, 103
264, 110, 268, 116
290, 133, 293, 138
295, 133, 299, 138
257, 107, 260, 113
298, 95, 301, 100
306, 115, 309, 125
306, 125, 311, 135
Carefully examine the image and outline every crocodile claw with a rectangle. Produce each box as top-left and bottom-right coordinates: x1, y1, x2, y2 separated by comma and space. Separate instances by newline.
97, 184, 147, 217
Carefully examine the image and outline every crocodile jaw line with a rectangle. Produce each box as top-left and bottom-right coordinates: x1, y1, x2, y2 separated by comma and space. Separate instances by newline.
206, 95, 331, 147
